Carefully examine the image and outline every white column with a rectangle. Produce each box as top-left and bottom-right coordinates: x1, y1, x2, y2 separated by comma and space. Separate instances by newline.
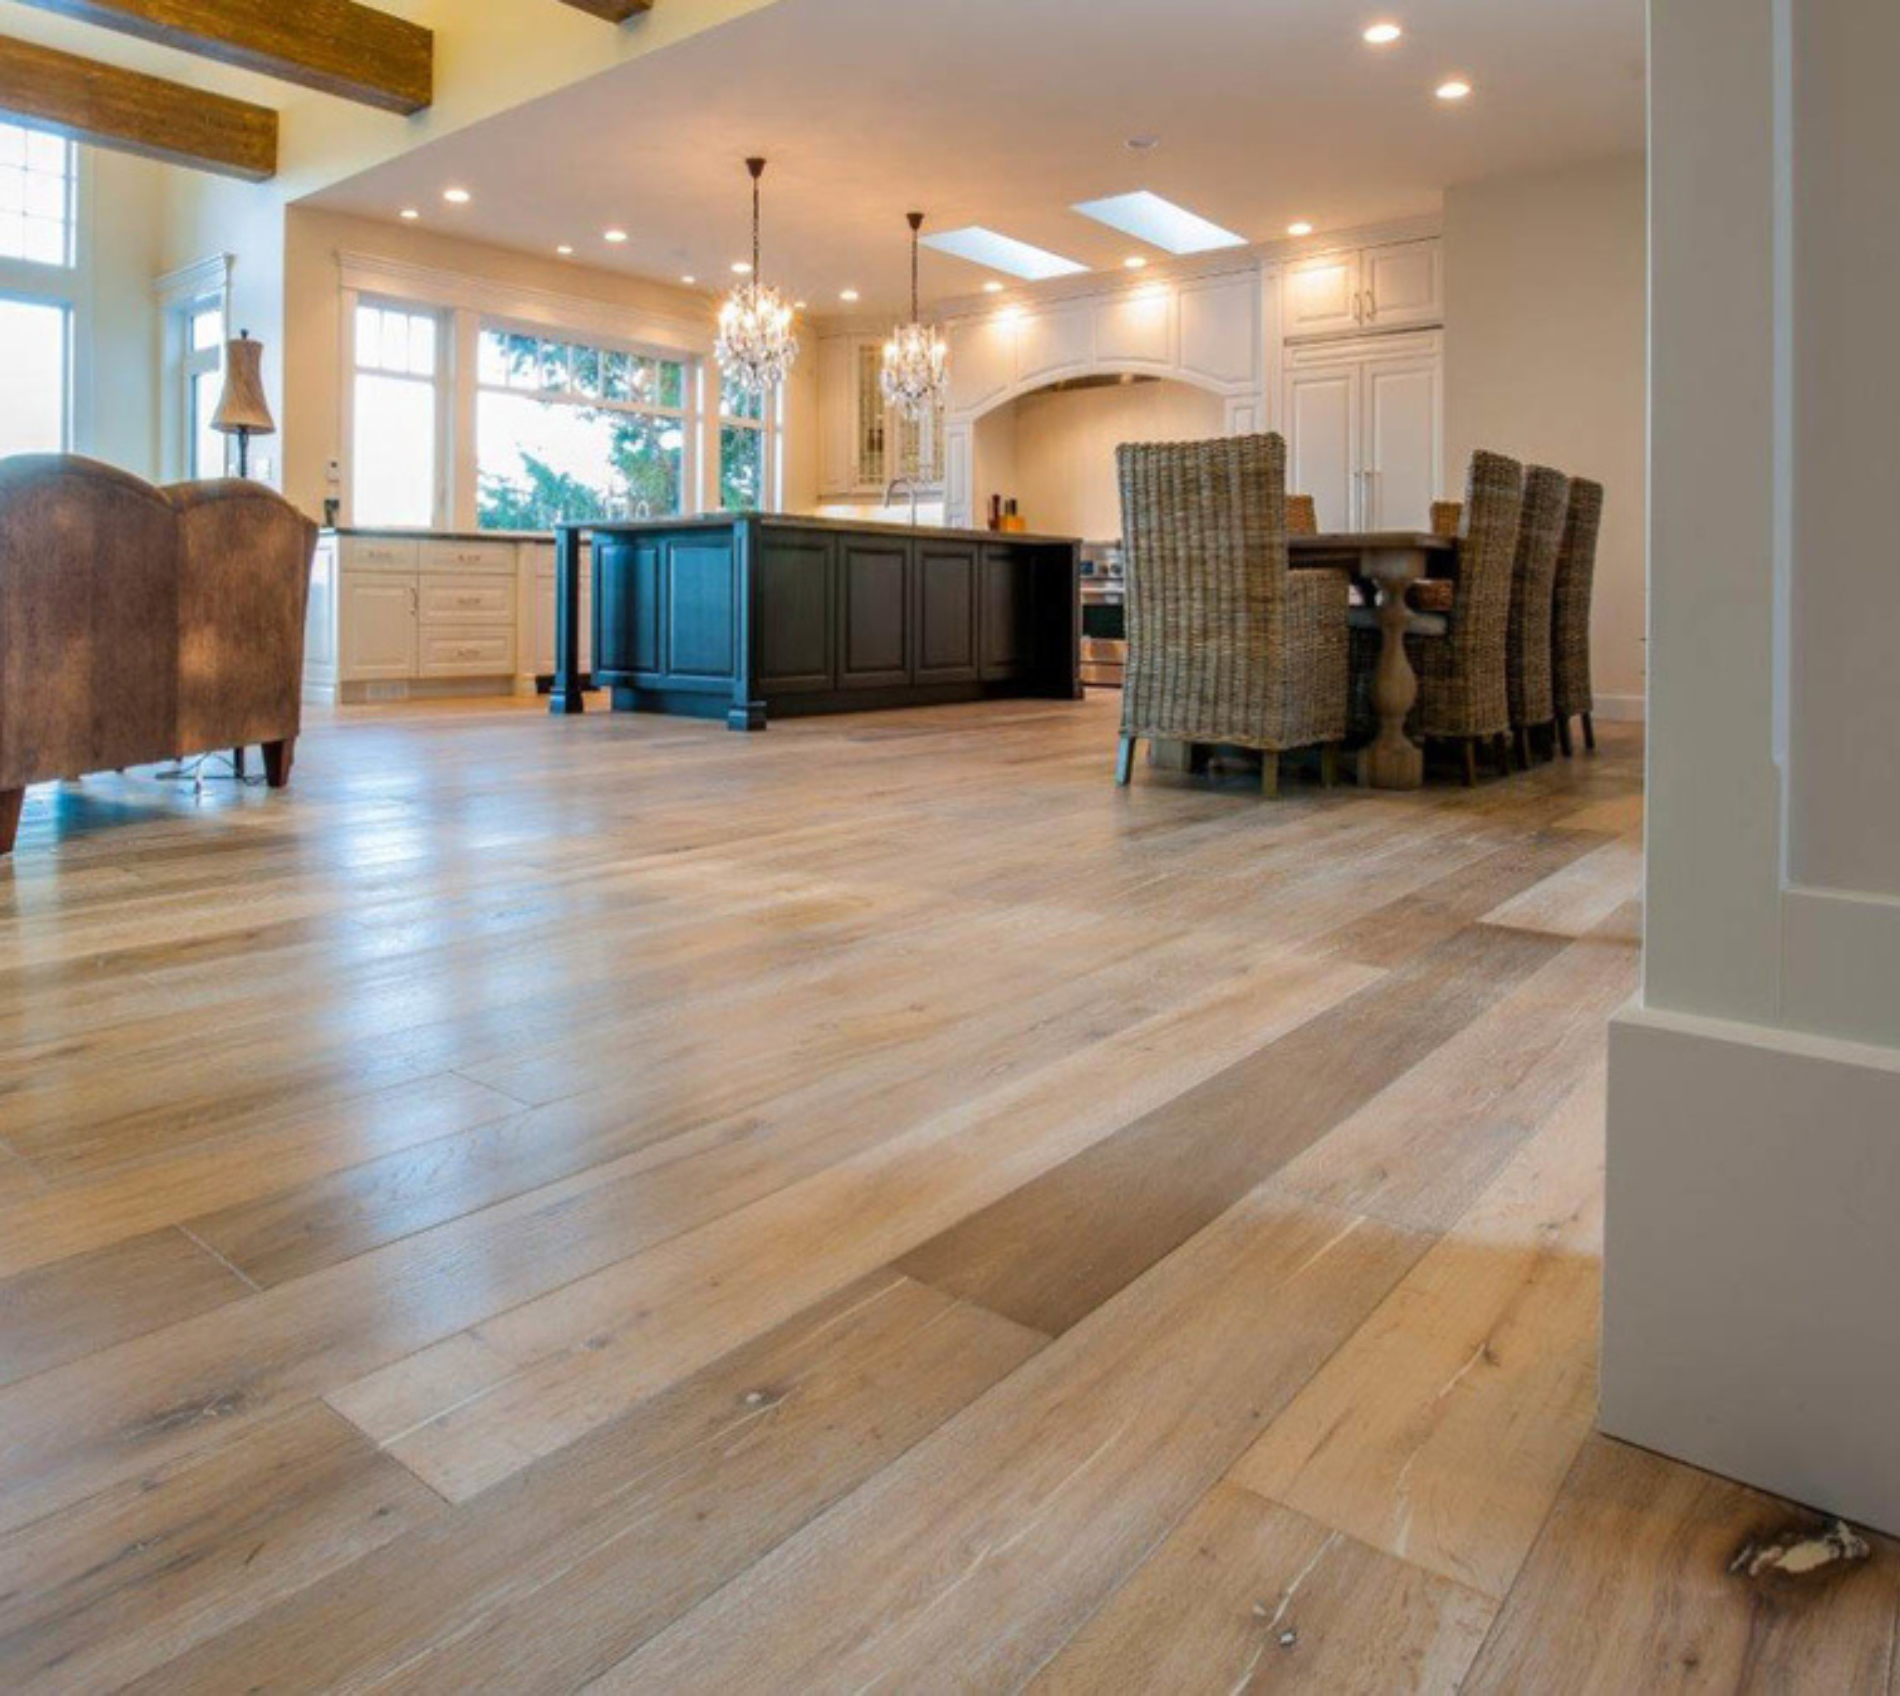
1605, 0, 1900, 1534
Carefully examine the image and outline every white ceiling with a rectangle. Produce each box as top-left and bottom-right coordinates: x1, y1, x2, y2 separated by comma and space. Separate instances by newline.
305, 0, 1647, 315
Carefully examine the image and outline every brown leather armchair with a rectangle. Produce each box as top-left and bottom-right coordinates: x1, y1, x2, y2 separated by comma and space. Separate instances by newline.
0, 456, 316, 854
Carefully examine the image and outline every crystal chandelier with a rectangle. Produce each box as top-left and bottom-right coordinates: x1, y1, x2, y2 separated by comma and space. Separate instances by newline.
715, 158, 799, 398
880, 211, 949, 419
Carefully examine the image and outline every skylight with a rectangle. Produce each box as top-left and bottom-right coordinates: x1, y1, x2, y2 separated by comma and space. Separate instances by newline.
920, 226, 1089, 281
1070, 191, 1247, 255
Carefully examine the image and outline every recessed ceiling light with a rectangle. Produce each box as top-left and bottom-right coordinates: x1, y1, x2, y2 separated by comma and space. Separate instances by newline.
793, 299, 807, 311
1436, 79, 1473, 101
1125, 135, 1160, 152
1072, 191, 1246, 255
442, 187, 471, 205
556, 244, 574, 256
840, 288, 861, 302
921, 226, 1089, 281
399, 207, 420, 221
681, 273, 697, 285
604, 228, 628, 243
731, 260, 753, 275
1363, 22, 1403, 45
1287, 221, 1314, 237
1123, 256, 1148, 270
983, 280, 1005, 294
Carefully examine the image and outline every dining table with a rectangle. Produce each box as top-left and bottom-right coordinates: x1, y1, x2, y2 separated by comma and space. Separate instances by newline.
1149, 529, 1457, 792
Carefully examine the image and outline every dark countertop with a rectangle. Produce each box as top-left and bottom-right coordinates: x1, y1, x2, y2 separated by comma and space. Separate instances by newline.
569, 514, 1083, 549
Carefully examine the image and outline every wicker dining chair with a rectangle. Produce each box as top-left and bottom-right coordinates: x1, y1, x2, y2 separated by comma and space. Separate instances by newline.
1287, 493, 1319, 536
1553, 477, 1606, 755
1116, 434, 1350, 797
1430, 500, 1464, 539
1350, 449, 1525, 785
1505, 466, 1572, 769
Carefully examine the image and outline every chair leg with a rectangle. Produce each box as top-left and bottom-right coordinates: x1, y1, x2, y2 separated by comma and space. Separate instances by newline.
1582, 713, 1597, 752
232, 745, 248, 779
1460, 740, 1478, 788
1492, 734, 1513, 778
0, 788, 21, 855
1558, 716, 1575, 758
1115, 735, 1137, 787
1261, 753, 1280, 799
1319, 744, 1339, 790
1513, 727, 1532, 771
262, 738, 295, 790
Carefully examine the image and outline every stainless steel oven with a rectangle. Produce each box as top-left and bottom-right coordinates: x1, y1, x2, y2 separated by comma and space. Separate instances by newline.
1079, 541, 1125, 688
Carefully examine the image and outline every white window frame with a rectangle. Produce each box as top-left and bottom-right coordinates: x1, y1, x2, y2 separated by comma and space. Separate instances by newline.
714, 374, 781, 512
343, 294, 452, 529
473, 315, 697, 528
0, 123, 80, 456
156, 253, 235, 481
335, 251, 721, 531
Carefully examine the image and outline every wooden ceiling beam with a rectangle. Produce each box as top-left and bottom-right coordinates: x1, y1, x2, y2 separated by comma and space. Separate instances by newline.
0, 33, 276, 180
10, 0, 432, 114
557, 0, 654, 20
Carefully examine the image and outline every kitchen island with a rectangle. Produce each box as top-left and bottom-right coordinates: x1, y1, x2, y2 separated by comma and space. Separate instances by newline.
551, 515, 1083, 729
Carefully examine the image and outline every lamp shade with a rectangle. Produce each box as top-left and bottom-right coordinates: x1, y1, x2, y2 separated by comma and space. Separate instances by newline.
212, 330, 276, 438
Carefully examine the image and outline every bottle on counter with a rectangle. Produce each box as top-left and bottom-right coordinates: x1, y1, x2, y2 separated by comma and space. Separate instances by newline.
1002, 498, 1027, 535
988, 494, 1003, 532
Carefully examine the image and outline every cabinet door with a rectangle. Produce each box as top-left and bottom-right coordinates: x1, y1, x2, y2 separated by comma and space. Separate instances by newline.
1284, 251, 1364, 338
755, 534, 835, 692
839, 541, 912, 688
1362, 239, 1443, 332
916, 543, 979, 682
340, 575, 416, 680
853, 341, 890, 492
1284, 355, 1363, 531
1360, 343, 1444, 532
980, 547, 1034, 680
529, 548, 592, 677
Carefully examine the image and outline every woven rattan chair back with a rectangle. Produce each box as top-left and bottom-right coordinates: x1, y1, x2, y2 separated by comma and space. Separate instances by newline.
1552, 477, 1605, 722
1287, 493, 1319, 536
1117, 433, 1345, 756
1505, 466, 1572, 733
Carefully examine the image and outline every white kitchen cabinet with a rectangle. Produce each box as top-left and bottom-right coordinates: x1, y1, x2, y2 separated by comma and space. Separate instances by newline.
527, 543, 593, 678
311, 532, 523, 701
1283, 239, 1443, 341
816, 331, 943, 498
340, 575, 419, 682
1283, 331, 1443, 533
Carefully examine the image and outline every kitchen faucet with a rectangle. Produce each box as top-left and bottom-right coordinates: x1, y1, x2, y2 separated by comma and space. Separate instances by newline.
885, 475, 922, 527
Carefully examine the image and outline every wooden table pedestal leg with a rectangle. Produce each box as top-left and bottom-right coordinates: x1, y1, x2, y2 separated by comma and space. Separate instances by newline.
1359, 549, 1426, 792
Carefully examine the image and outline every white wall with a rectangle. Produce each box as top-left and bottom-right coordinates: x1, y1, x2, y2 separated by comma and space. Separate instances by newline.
1605, 0, 1900, 1537
1443, 155, 1648, 714
1003, 380, 1226, 540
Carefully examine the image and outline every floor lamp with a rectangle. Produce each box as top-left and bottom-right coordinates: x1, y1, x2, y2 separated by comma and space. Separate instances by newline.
211, 329, 275, 478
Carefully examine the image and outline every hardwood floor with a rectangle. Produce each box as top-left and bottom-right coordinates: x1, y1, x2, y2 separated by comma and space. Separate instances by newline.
0, 694, 1887, 1692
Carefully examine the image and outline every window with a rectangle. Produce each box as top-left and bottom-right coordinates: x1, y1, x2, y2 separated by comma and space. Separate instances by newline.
185, 297, 225, 478
718, 381, 774, 512
353, 302, 442, 528
475, 328, 689, 529
0, 124, 75, 269
0, 297, 69, 455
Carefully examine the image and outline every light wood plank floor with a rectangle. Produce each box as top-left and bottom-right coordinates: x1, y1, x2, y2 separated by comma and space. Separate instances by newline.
0, 695, 1890, 1693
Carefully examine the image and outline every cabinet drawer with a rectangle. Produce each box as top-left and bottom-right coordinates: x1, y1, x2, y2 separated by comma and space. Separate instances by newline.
340, 536, 420, 574
421, 539, 517, 576
420, 579, 515, 625
419, 627, 516, 677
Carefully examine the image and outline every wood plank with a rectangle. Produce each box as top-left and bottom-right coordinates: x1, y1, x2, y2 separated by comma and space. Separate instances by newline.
1271, 901, 1639, 1233
0, 33, 275, 180
1483, 831, 1644, 937
326, 953, 1378, 1502
557, 0, 652, 18
147, 1273, 1041, 1692
0, 1404, 442, 1691
1233, 1070, 1607, 1600
1464, 1436, 1899, 1693
1027, 1482, 1495, 1694
594, 1192, 1430, 1692
13, 0, 432, 113
0, 1226, 247, 1388
895, 922, 1563, 1337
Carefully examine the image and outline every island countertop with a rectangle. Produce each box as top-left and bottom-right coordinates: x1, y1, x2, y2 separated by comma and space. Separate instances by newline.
550, 513, 1083, 728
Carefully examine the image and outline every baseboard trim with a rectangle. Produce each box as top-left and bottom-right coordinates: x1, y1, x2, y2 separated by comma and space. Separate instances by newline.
1595, 693, 1646, 723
